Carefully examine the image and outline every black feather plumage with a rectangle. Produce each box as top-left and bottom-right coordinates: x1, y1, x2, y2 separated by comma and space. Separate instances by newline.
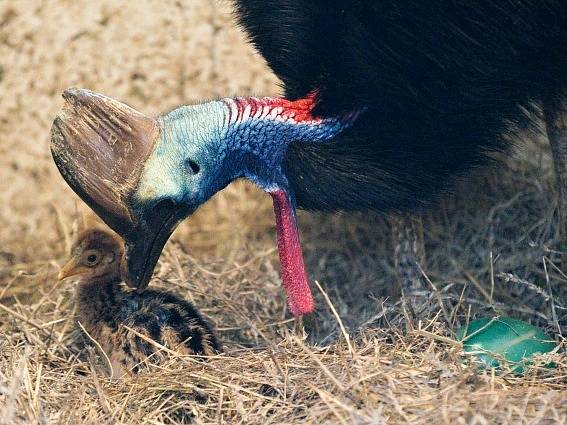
234, 0, 567, 212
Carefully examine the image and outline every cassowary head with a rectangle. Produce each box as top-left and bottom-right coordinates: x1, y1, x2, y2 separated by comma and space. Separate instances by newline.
50, 88, 359, 315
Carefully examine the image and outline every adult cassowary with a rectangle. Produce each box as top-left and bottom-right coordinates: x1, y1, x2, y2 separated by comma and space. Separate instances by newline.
50, 1, 567, 316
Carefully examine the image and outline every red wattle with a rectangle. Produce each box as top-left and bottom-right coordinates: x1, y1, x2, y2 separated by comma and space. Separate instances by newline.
269, 190, 314, 316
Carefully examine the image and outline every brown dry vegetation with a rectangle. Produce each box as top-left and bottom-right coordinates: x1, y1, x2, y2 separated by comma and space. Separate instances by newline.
0, 1, 565, 424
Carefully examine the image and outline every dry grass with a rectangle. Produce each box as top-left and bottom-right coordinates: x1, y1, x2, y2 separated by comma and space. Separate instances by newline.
1, 1, 566, 424
0, 239, 565, 424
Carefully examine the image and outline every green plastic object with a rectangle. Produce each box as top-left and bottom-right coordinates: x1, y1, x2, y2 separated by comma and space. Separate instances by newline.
456, 317, 556, 374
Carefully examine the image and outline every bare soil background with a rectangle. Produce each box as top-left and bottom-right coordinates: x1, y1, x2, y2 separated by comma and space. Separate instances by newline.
0, 1, 565, 424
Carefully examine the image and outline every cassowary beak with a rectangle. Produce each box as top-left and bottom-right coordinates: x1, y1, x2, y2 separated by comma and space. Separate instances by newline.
50, 88, 190, 290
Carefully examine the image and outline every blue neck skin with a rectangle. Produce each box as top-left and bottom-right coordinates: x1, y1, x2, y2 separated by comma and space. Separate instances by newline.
133, 97, 359, 211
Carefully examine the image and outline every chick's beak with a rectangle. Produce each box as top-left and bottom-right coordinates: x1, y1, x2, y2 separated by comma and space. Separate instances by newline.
58, 257, 85, 281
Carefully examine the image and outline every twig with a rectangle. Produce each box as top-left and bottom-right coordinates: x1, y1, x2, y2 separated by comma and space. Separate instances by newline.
86, 348, 112, 416
412, 329, 462, 348
543, 257, 561, 336
0, 302, 45, 331
292, 336, 346, 392
314, 280, 354, 358
77, 321, 114, 380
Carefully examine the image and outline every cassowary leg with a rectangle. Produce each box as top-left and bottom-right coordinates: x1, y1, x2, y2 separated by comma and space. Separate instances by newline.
392, 213, 428, 323
543, 94, 567, 273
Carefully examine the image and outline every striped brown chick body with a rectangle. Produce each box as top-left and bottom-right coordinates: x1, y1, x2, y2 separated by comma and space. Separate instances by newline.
58, 227, 221, 376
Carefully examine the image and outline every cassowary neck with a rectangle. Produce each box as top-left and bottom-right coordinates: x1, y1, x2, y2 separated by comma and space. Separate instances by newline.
150, 92, 359, 194
139, 93, 360, 316
218, 93, 356, 190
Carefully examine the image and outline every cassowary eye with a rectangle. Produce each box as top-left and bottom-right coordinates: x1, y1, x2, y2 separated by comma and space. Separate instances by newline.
185, 159, 200, 175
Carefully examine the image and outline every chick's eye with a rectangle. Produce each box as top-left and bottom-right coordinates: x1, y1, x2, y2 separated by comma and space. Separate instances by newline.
85, 253, 99, 265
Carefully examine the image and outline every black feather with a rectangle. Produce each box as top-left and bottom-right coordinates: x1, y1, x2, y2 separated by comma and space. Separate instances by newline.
234, 0, 567, 212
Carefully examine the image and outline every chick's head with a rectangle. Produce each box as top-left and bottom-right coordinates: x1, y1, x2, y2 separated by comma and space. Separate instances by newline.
59, 228, 124, 283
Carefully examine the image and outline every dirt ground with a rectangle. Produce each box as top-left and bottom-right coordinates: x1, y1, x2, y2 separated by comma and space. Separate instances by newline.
0, 1, 565, 424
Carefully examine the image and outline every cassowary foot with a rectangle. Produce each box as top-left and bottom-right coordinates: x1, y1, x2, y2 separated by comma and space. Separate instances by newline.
392, 214, 432, 325
543, 94, 567, 279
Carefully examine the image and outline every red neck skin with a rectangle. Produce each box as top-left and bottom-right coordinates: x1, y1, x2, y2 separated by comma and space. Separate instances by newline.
223, 91, 321, 127
269, 189, 313, 316
217, 91, 361, 316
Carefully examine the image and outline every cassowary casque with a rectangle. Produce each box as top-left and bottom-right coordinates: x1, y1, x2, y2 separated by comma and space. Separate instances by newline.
51, 0, 567, 316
